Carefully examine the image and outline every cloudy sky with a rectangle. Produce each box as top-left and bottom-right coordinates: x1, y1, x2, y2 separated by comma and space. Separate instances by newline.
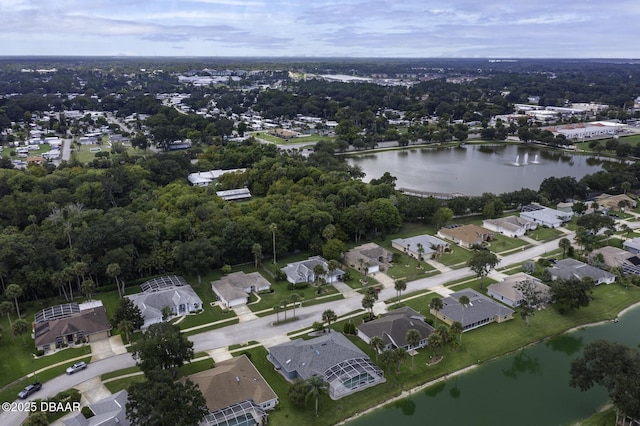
1, 0, 638, 58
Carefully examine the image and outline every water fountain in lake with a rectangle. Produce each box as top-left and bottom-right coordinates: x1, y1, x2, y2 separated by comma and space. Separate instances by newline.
523, 152, 529, 165
530, 154, 540, 164
512, 155, 521, 166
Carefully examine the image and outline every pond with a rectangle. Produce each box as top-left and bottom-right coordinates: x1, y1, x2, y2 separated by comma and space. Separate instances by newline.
348, 145, 607, 195
346, 305, 640, 426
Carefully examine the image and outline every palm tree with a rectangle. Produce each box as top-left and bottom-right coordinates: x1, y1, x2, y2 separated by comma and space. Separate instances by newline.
362, 293, 376, 319
81, 279, 95, 301
273, 304, 281, 323
106, 263, 122, 298
290, 293, 300, 319
5, 284, 23, 319
416, 243, 425, 264
429, 297, 443, 325
269, 223, 278, 264
12, 318, 29, 344
251, 243, 263, 268
394, 279, 407, 304
306, 376, 329, 417
118, 319, 134, 344
558, 238, 572, 259
405, 329, 422, 369
458, 295, 470, 343
450, 321, 464, 345
428, 332, 443, 361
327, 260, 340, 282
322, 309, 337, 332
0, 301, 14, 331
281, 299, 289, 321
313, 264, 327, 287
394, 347, 408, 373
369, 336, 385, 361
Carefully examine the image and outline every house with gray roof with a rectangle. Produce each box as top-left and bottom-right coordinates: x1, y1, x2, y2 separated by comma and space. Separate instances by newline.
590, 246, 640, 276
343, 242, 392, 274
188, 168, 246, 187
211, 271, 271, 309
520, 204, 572, 228
127, 276, 203, 329
63, 390, 129, 426
33, 301, 111, 353
487, 273, 550, 308
623, 237, 640, 255
268, 332, 385, 400
357, 307, 434, 351
430, 289, 514, 332
281, 256, 344, 286
547, 258, 616, 285
391, 234, 449, 260
482, 215, 537, 238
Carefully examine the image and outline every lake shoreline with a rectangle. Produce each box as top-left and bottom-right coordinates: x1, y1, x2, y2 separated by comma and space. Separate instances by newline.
336, 300, 640, 425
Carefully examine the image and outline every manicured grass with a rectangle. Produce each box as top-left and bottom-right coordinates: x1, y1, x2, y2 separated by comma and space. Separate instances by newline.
181, 318, 240, 338
580, 406, 617, 426
176, 357, 216, 377
101, 366, 141, 381
528, 226, 564, 242
264, 283, 640, 426
438, 246, 474, 267
385, 254, 437, 282
489, 233, 529, 253
248, 283, 339, 313
104, 375, 146, 394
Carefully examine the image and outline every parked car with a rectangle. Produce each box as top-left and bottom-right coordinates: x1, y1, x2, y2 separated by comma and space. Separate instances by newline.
66, 361, 87, 374
18, 382, 42, 399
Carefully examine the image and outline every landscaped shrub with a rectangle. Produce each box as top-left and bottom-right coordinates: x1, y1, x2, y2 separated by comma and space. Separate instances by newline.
343, 322, 356, 335
81, 406, 95, 419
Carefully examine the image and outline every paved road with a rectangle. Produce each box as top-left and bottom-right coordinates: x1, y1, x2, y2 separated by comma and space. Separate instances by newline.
0, 233, 569, 425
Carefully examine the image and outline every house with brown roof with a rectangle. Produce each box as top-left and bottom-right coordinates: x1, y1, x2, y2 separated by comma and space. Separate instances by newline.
487, 273, 550, 308
185, 355, 278, 426
343, 242, 392, 274
33, 301, 111, 353
594, 193, 637, 211
437, 224, 495, 248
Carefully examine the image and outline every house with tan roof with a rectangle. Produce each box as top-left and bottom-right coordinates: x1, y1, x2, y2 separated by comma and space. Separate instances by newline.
594, 193, 637, 211
482, 215, 536, 238
487, 273, 550, 308
211, 271, 272, 309
343, 242, 392, 274
185, 355, 278, 426
437, 224, 495, 248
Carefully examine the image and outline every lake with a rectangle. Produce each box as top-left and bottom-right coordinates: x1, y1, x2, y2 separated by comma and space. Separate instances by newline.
348, 145, 607, 195
346, 305, 640, 426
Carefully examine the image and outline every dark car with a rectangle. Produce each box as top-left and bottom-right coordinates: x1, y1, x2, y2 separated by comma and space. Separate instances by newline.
18, 382, 42, 399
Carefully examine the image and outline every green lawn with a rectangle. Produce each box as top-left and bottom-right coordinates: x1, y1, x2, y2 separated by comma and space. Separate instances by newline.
489, 233, 529, 253
248, 282, 339, 313
438, 246, 474, 267
264, 283, 640, 426
528, 226, 565, 242
580, 406, 617, 426
385, 254, 438, 282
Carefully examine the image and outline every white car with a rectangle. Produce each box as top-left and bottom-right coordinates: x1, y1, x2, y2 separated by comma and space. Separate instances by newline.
66, 361, 87, 374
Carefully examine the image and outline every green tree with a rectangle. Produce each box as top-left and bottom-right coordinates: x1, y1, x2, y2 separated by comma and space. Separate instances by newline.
457, 295, 470, 344
306, 375, 329, 417
322, 309, 337, 332
251, 243, 263, 268
429, 297, 443, 324
0, 300, 14, 332
369, 336, 385, 361
569, 340, 640, 421
394, 347, 408, 373
362, 293, 376, 319
394, 279, 407, 304
106, 263, 123, 299
428, 332, 443, 360
432, 207, 454, 229
22, 411, 50, 426
313, 264, 327, 287
576, 214, 616, 235
269, 223, 278, 264
550, 276, 595, 313
5, 283, 23, 319
12, 318, 29, 344
467, 251, 500, 289
406, 329, 422, 369
273, 304, 281, 323
126, 369, 208, 426
161, 305, 174, 321
81, 279, 95, 301
288, 379, 309, 406
322, 239, 346, 261
514, 278, 546, 327
558, 238, 572, 259
114, 297, 144, 331
290, 293, 300, 319
131, 322, 194, 378
118, 319, 134, 344
450, 321, 464, 345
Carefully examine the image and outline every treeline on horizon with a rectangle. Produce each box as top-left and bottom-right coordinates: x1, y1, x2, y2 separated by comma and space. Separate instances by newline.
0, 137, 637, 305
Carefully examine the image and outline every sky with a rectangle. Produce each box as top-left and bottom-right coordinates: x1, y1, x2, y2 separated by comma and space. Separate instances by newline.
1, 0, 639, 58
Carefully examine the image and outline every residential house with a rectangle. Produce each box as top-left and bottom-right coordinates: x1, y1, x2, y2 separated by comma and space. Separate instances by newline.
33, 301, 111, 353
430, 289, 515, 332
211, 271, 272, 309
343, 242, 392, 274
594, 193, 637, 211
487, 273, 550, 308
63, 390, 129, 426
391, 234, 450, 259
437, 224, 495, 249
547, 258, 616, 285
127, 276, 203, 329
590, 246, 640, 276
216, 188, 252, 201
482, 216, 537, 238
281, 256, 344, 286
357, 307, 434, 351
268, 332, 385, 400
623, 237, 640, 255
187, 168, 246, 187
520, 204, 572, 228
185, 355, 278, 426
